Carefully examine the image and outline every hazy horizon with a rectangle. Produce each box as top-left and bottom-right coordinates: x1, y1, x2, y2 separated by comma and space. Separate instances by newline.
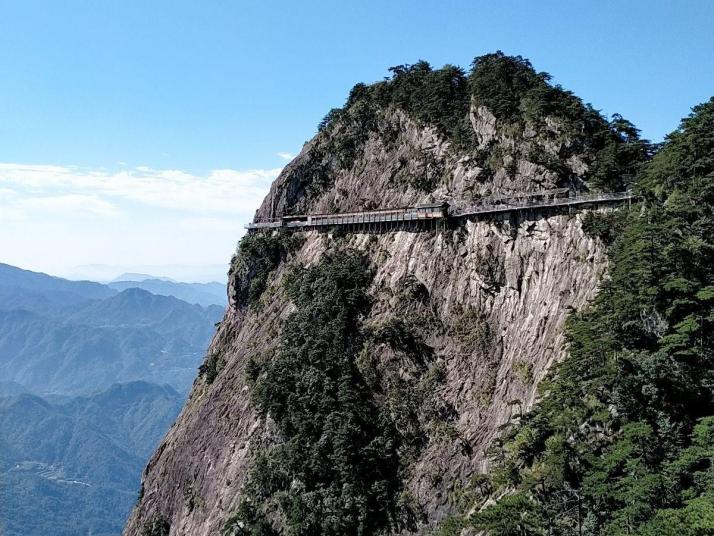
1, 259, 230, 285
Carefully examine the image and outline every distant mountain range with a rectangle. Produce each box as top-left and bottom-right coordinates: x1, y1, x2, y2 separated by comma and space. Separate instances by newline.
0, 381, 183, 536
0, 263, 224, 395
0, 262, 222, 535
0, 263, 226, 307
107, 278, 226, 307
61, 263, 229, 284
111, 273, 176, 282
0, 381, 28, 397
0, 263, 115, 303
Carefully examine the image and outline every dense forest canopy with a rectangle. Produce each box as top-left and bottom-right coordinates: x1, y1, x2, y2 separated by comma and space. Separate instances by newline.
224, 251, 407, 535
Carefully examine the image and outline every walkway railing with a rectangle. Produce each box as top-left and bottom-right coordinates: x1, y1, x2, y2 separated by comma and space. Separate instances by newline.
245, 190, 634, 231
455, 191, 634, 217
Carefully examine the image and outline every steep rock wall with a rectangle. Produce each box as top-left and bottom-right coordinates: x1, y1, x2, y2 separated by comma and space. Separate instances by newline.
124, 101, 613, 535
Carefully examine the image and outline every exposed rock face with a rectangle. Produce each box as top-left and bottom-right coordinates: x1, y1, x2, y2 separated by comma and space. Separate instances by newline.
124, 99, 613, 535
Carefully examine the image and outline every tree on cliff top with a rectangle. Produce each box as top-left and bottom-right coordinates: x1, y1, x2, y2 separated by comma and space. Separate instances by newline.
316, 51, 649, 192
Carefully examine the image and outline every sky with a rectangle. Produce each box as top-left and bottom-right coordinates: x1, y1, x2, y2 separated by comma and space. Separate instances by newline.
0, 1, 712, 281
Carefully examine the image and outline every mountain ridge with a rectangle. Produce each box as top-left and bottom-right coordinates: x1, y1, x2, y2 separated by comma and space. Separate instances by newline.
0, 262, 116, 300
1, 381, 183, 536
107, 279, 226, 307
0, 266, 223, 396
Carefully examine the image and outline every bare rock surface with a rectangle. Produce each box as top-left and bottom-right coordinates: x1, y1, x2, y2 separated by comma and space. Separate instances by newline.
124, 102, 613, 535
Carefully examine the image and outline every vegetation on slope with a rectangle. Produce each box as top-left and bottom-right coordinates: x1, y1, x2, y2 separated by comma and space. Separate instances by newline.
315, 52, 649, 192
211, 55, 709, 536
440, 98, 714, 535
201, 232, 302, 385
230, 232, 303, 309
224, 250, 408, 535
0, 382, 183, 536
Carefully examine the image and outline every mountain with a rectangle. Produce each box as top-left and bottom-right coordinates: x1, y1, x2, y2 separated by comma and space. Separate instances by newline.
0, 264, 224, 535
124, 53, 661, 535
0, 288, 222, 395
0, 381, 27, 397
0, 263, 115, 300
0, 381, 183, 536
68, 288, 223, 347
108, 279, 227, 307
463, 97, 714, 534
0, 266, 224, 395
111, 273, 176, 283
65, 264, 229, 284
0, 263, 117, 313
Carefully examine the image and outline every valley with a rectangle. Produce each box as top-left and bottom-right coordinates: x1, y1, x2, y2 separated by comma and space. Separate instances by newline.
0, 264, 226, 535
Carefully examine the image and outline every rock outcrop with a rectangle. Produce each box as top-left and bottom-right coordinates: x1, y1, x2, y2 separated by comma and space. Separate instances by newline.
124, 57, 632, 535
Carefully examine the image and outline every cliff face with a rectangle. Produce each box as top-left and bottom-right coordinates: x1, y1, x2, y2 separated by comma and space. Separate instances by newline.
124, 57, 629, 535
257, 105, 588, 221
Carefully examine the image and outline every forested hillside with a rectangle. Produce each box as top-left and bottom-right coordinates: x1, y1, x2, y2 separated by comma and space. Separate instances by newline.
0, 264, 224, 535
0, 382, 183, 536
124, 53, 662, 536
123, 50, 713, 536
0, 266, 223, 395
445, 98, 714, 534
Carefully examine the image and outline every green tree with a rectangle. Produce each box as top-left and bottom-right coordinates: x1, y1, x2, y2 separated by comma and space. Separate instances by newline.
225, 250, 405, 536
466, 98, 714, 535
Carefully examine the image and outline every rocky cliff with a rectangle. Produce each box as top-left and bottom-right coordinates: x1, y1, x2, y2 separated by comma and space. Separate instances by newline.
124, 53, 645, 536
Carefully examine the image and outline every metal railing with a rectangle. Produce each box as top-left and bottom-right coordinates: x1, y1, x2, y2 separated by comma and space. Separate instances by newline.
455, 191, 634, 217
245, 191, 634, 230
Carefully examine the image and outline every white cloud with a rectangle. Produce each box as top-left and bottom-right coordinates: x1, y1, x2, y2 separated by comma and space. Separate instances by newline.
0, 161, 282, 275
21, 194, 119, 216
276, 152, 294, 161
0, 162, 282, 214
178, 216, 245, 232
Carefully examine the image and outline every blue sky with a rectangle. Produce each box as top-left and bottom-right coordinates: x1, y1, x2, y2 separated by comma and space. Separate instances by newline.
0, 1, 712, 280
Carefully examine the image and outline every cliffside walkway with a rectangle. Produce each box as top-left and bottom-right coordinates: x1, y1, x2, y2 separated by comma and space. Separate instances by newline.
455, 190, 633, 218
245, 190, 634, 232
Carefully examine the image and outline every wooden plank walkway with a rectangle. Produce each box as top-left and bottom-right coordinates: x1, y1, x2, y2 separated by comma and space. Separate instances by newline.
245, 190, 634, 232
